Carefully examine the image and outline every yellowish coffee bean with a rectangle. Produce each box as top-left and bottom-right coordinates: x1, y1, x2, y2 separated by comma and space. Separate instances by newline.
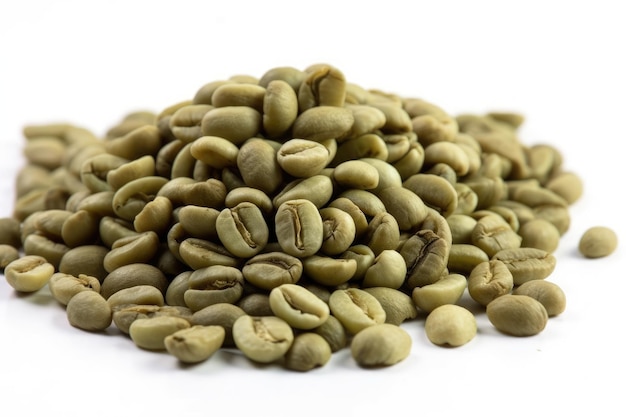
350, 323, 412, 367
284, 332, 332, 372
232, 315, 294, 363
412, 273, 467, 313
578, 226, 618, 258
164, 325, 225, 364
4, 255, 54, 293
66, 290, 112, 332
486, 294, 548, 336
424, 304, 477, 347
129, 316, 191, 350
328, 288, 386, 334
513, 280, 566, 317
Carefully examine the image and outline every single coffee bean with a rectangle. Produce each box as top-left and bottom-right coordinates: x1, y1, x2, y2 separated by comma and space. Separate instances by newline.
447, 243, 490, 275
467, 260, 514, 307
471, 214, 522, 257
275, 199, 324, 258
298, 64, 346, 111
263, 80, 299, 138
269, 284, 330, 330
277, 138, 330, 178
100, 263, 169, 299
363, 287, 418, 325
424, 304, 476, 347
312, 314, 347, 353
513, 280, 566, 317
164, 325, 226, 364
241, 251, 303, 290
411, 273, 467, 313
22, 233, 69, 271
578, 226, 618, 258
328, 288, 386, 334
184, 265, 245, 312
106, 285, 165, 310
377, 186, 428, 231
518, 218, 561, 253
333, 160, 379, 190
232, 315, 294, 363
486, 294, 548, 336
272, 175, 334, 209
48, 272, 101, 306
178, 237, 238, 270
200, 106, 261, 146
284, 332, 332, 372
190, 303, 246, 348
106, 155, 156, 191
350, 323, 412, 367
66, 290, 112, 332
302, 255, 357, 287
492, 247, 557, 285
400, 229, 450, 289
112, 305, 192, 334
362, 249, 407, 289
129, 316, 191, 350
4, 255, 55, 293
215, 202, 269, 258
103, 231, 160, 273
0, 244, 20, 269
236, 138, 283, 195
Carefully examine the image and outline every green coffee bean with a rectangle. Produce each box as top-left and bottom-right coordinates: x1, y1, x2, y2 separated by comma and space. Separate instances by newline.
492, 247, 557, 285
269, 284, 330, 329
101, 263, 169, 299
328, 197, 369, 238
48, 272, 101, 306
200, 106, 261, 146
112, 304, 192, 334
471, 214, 522, 257
4, 255, 55, 293
232, 315, 294, 363
424, 304, 476, 347
277, 139, 329, 178
0, 244, 20, 269
241, 252, 303, 290
104, 125, 161, 160
190, 303, 245, 348
284, 332, 332, 372
103, 231, 160, 273
518, 218, 560, 253
578, 226, 618, 258
467, 260, 514, 307
486, 294, 548, 337
332, 133, 389, 165
403, 173, 458, 217
272, 175, 333, 209
362, 287, 418, 325
275, 199, 324, 258
106, 284, 165, 310
212, 83, 265, 111
66, 290, 112, 332
23, 233, 69, 270
346, 104, 386, 138
513, 280, 566, 317
333, 160, 379, 190
0, 217, 21, 248
133, 196, 173, 235
164, 325, 225, 364
328, 288, 386, 334
447, 243, 490, 275
58, 245, 109, 283
61, 210, 100, 248
184, 265, 245, 312
129, 316, 191, 350
236, 138, 283, 195
545, 171, 583, 205
106, 155, 156, 191
350, 323, 412, 367
178, 237, 238, 270
263, 80, 299, 138
377, 186, 428, 231
237, 293, 274, 317
411, 273, 467, 313
362, 249, 407, 289
258, 66, 305, 91
400, 229, 450, 289
302, 255, 357, 287
338, 244, 376, 281
298, 64, 346, 111
216, 202, 269, 258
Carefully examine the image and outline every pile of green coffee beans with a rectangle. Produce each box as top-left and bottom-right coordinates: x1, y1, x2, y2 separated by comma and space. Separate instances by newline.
0, 64, 619, 371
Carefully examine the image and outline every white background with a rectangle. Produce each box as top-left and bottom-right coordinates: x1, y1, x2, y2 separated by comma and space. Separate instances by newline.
1, 1, 625, 416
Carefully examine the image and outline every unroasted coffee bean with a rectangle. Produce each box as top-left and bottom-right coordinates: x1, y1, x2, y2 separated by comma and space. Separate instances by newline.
492, 247, 556, 285
363, 287, 418, 325
48, 272, 101, 305
467, 260, 514, 307
0, 244, 20, 269
103, 231, 160, 273
216, 202, 269, 258
471, 214, 522, 257
277, 138, 329, 178
241, 252, 303, 290
272, 175, 333, 209
129, 316, 191, 350
328, 288, 386, 334
275, 199, 324, 258
4, 255, 55, 293
66, 290, 112, 331
263, 80, 299, 138
284, 332, 332, 372
578, 226, 618, 258
411, 273, 467, 313
351, 323, 412, 367
191, 303, 245, 347
303, 255, 357, 286
164, 325, 225, 364
312, 315, 347, 353
487, 294, 548, 336
232, 315, 294, 363
513, 280, 566, 317
318, 207, 357, 256
400, 229, 450, 289
112, 304, 192, 334
178, 237, 238, 270
362, 249, 407, 289
424, 304, 476, 347
106, 285, 165, 310
518, 218, 561, 253
184, 265, 244, 312
101, 263, 169, 299
269, 284, 330, 329
200, 106, 261, 146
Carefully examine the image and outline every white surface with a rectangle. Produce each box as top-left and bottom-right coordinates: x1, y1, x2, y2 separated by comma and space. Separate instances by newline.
1, 1, 625, 416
